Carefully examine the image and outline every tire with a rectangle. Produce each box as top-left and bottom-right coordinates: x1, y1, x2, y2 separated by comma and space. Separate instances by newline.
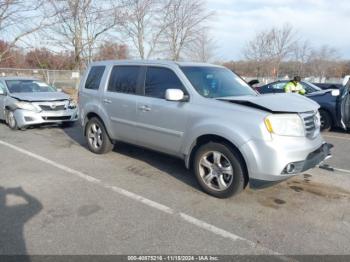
193, 142, 246, 198
319, 109, 332, 132
6, 110, 18, 130
85, 117, 113, 154
60, 121, 75, 128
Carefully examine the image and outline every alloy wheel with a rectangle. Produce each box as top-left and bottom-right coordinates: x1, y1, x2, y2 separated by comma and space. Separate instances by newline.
198, 151, 234, 191
87, 123, 103, 150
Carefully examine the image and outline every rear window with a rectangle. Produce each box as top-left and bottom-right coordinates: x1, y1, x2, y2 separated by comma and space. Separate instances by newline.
85, 66, 105, 90
108, 66, 141, 94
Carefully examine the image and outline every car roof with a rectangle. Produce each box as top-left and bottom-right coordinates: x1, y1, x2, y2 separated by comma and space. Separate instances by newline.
88, 59, 224, 68
0, 76, 40, 81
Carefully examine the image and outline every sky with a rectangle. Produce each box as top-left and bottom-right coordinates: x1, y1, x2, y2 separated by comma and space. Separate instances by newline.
206, 0, 350, 60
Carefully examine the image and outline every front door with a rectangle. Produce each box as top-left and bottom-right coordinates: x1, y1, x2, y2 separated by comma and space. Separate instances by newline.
339, 80, 350, 129
135, 66, 189, 155
102, 65, 143, 143
0, 81, 7, 120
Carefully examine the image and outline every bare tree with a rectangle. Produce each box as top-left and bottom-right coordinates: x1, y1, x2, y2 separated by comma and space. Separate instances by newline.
162, 0, 212, 61
244, 29, 274, 77
94, 42, 129, 60
0, 0, 46, 63
308, 45, 339, 81
186, 30, 216, 62
119, 0, 171, 59
244, 24, 297, 78
43, 0, 123, 70
269, 24, 297, 76
292, 40, 312, 76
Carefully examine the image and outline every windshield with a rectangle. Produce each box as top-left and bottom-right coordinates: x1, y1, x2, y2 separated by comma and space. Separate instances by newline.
181, 66, 256, 98
6, 80, 56, 93
303, 81, 321, 92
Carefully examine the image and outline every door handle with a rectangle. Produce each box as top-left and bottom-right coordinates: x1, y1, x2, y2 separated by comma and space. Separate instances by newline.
138, 105, 151, 112
103, 99, 112, 104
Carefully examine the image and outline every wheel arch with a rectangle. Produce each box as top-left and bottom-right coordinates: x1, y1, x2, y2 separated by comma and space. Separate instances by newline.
186, 134, 249, 184
84, 112, 112, 140
319, 107, 333, 128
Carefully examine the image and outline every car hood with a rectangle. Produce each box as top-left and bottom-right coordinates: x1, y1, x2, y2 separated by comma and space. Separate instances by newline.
218, 93, 319, 113
10, 92, 70, 102
306, 89, 332, 97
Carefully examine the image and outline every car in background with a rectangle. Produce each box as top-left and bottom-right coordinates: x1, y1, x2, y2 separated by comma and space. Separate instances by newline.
0, 77, 78, 130
256, 80, 350, 131
313, 83, 342, 90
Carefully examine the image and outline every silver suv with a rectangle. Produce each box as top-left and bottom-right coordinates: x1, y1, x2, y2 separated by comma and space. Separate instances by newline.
79, 60, 331, 198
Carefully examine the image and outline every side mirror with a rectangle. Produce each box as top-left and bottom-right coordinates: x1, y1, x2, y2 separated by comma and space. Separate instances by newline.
0, 89, 5, 95
248, 79, 259, 87
57, 88, 63, 92
331, 89, 340, 96
165, 89, 186, 101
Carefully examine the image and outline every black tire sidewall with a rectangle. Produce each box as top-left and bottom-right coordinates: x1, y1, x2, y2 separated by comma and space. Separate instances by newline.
319, 109, 332, 131
61, 121, 76, 128
194, 142, 246, 198
7, 110, 18, 130
86, 117, 113, 154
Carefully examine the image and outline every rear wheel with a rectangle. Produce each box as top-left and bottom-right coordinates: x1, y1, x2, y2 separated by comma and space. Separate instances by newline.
86, 117, 113, 154
193, 142, 246, 198
319, 109, 332, 131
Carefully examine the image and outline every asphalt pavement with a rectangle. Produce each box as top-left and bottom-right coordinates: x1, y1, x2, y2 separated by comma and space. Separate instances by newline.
0, 123, 350, 256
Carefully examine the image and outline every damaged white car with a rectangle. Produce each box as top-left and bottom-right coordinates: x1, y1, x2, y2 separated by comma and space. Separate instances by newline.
0, 77, 78, 130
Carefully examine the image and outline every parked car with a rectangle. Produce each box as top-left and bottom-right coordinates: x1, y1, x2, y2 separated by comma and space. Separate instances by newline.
257, 80, 350, 131
0, 77, 78, 130
79, 61, 331, 198
313, 83, 342, 90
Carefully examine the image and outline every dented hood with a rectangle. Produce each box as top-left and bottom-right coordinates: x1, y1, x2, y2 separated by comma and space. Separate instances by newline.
10, 92, 70, 102
218, 93, 319, 113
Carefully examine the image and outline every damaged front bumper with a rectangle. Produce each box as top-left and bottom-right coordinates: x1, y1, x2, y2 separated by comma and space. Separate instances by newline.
249, 143, 333, 189
13, 108, 79, 128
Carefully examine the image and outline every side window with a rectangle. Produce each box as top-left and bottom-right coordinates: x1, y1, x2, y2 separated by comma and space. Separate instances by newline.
145, 67, 185, 99
85, 66, 105, 90
108, 66, 141, 94
0, 82, 6, 93
273, 83, 286, 90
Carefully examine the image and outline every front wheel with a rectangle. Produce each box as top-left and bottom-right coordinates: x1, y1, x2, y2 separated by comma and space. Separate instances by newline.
193, 142, 246, 198
6, 110, 18, 130
85, 117, 113, 154
319, 109, 332, 131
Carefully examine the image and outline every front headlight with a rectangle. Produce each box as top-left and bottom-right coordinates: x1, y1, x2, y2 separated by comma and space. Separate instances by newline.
68, 100, 77, 109
264, 114, 305, 137
14, 101, 40, 112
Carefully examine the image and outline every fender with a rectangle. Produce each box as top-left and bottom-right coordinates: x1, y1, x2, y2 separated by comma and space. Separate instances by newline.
182, 122, 259, 169
82, 101, 114, 140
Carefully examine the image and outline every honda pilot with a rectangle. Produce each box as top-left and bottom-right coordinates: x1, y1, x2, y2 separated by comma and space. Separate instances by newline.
79, 60, 332, 198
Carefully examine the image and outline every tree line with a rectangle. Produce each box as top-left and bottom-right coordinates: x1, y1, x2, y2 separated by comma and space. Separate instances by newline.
0, 0, 213, 70
230, 23, 350, 80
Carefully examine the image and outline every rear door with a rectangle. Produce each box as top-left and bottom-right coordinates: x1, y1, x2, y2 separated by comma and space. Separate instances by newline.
135, 66, 189, 155
102, 65, 143, 143
0, 81, 7, 120
338, 80, 350, 129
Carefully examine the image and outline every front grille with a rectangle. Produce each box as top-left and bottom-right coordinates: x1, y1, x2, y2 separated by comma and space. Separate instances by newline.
302, 112, 320, 139
40, 105, 66, 111
42, 116, 71, 121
